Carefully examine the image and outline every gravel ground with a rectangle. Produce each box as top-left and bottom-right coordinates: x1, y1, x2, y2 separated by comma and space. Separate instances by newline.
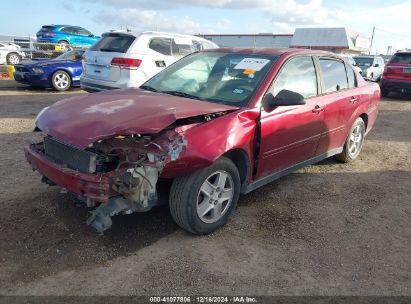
0, 80, 410, 296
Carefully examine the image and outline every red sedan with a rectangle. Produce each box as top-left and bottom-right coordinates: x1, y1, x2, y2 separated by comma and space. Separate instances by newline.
25, 48, 380, 234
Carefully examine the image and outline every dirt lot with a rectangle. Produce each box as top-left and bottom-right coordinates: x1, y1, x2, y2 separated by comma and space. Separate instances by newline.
0, 80, 410, 296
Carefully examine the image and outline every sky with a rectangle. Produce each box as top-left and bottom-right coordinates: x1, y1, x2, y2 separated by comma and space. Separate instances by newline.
1, 0, 410, 54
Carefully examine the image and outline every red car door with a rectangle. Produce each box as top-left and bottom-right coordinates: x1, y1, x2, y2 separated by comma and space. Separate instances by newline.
256, 56, 325, 178
314, 58, 361, 155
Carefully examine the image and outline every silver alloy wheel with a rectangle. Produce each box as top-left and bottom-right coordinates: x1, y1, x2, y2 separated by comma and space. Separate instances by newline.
54, 73, 69, 90
8, 54, 20, 64
348, 124, 363, 157
196, 170, 234, 224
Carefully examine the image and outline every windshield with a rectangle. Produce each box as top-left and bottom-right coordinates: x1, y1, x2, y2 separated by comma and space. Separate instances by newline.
56, 50, 84, 60
389, 53, 411, 64
142, 52, 277, 106
354, 57, 373, 67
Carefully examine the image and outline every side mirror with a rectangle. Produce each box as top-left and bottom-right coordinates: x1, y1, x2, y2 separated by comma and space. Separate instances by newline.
373, 63, 379, 67
89, 34, 94, 37
263, 89, 305, 109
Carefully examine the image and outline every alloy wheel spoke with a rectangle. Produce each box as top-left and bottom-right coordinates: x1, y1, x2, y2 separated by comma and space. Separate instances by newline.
198, 201, 213, 217
200, 180, 215, 197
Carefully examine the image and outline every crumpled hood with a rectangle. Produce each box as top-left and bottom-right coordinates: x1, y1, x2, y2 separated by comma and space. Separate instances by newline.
37, 88, 239, 149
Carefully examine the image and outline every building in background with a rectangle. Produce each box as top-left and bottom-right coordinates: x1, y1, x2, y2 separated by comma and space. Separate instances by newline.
199, 34, 293, 48
290, 28, 370, 55
200, 28, 370, 55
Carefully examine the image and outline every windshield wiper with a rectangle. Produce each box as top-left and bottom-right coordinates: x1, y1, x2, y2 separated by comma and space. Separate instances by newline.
162, 90, 200, 100
140, 85, 159, 92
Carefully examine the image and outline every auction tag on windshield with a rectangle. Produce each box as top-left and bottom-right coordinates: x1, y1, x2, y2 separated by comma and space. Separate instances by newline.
234, 58, 270, 71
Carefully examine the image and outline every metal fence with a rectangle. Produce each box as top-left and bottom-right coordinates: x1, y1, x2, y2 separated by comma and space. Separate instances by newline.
1, 39, 89, 65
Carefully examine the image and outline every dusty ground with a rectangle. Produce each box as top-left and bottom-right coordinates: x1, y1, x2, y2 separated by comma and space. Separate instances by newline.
0, 80, 410, 296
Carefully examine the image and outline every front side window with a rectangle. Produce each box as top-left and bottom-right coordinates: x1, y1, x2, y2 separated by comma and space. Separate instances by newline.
319, 59, 349, 93
270, 56, 318, 99
143, 52, 277, 106
76, 27, 92, 36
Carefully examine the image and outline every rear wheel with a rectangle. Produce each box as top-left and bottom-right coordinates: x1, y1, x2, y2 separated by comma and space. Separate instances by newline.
381, 88, 390, 97
335, 118, 365, 163
169, 157, 240, 235
51, 70, 71, 91
7, 52, 21, 65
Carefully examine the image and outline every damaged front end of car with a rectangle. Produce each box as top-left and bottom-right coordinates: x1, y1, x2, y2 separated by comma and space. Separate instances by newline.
26, 128, 189, 233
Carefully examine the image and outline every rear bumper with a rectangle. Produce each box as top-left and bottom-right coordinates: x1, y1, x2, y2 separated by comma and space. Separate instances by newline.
80, 80, 121, 92
24, 144, 113, 202
380, 78, 411, 93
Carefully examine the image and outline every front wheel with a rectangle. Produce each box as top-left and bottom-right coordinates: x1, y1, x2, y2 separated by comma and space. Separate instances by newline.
334, 118, 365, 163
51, 70, 71, 91
169, 157, 240, 235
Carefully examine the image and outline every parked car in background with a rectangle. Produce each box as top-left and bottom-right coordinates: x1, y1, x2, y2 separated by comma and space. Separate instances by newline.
380, 51, 411, 96
341, 54, 362, 74
36, 25, 100, 50
80, 31, 219, 92
26, 48, 380, 235
14, 49, 84, 91
353, 55, 385, 81
0, 42, 25, 64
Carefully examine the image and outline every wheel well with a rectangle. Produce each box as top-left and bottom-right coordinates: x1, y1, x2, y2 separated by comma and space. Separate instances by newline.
223, 149, 250, 190
58, 40, 69, 44
360, 113, 368, 130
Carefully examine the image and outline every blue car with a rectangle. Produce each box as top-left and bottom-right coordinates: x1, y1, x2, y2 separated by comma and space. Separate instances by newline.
36, 25, 100, 49
13, 50, 85, 91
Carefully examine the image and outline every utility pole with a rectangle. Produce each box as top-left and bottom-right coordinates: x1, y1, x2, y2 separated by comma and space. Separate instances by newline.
370, 26, 376, 54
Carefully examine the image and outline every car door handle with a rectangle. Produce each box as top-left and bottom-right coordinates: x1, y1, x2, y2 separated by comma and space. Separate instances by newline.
312, 105, 325, 114
350, 96, 359, 103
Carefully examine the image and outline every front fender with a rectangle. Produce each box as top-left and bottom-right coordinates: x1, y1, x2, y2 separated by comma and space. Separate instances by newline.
160, 108, 260, 178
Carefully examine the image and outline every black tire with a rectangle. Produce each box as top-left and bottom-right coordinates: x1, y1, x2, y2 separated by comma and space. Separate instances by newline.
334, 117, 365, 163
169, 156, 241, 235
51, 70, 71, 91
6, 52, 21, 65
381, 88, 390, 97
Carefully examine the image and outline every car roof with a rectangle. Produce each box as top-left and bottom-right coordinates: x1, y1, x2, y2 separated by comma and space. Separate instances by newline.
203, 47, 337, 58
102, 30, 214, 42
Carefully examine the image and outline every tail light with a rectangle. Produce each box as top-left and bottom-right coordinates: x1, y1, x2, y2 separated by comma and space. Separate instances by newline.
46, 32, 56, 37
111, 58, 142, 69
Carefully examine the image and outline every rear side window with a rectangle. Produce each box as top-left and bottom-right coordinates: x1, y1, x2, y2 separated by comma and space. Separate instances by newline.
271, 56, 318, 99
345, 63, 357, 88
319, 59, 348, 93
60, 27, 74, 34
90, 34, 135, 53
149, 38, 172, 55
389, 53, 411, 64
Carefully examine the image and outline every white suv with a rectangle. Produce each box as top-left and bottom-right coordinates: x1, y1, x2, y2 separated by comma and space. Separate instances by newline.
80, 31, 219, 92
0, 43, 26, 65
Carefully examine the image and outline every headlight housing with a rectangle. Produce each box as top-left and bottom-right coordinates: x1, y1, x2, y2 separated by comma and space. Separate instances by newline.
32, 67, 44, 74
